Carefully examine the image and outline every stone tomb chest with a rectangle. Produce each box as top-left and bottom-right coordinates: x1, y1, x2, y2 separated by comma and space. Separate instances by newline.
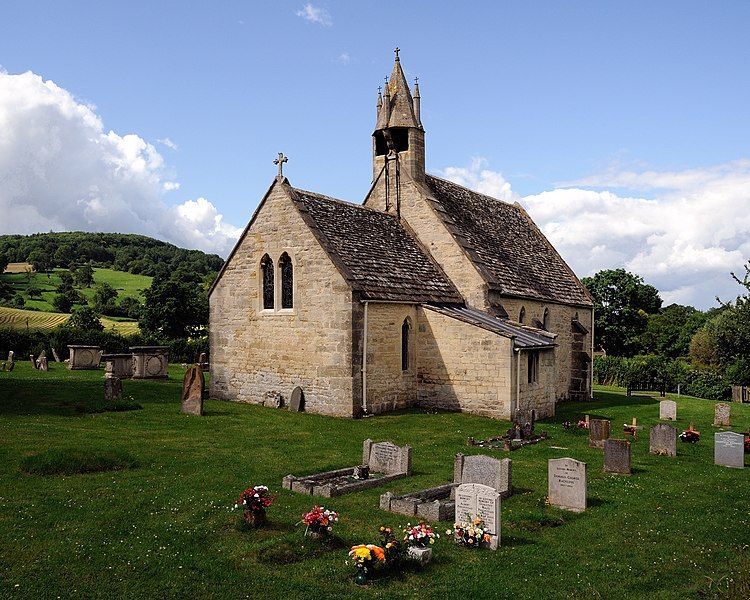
102, 353, 134, 379
380, 453, 512, 522
283, 439, 412, 498
130, 346, 169, 379
68, 345, 102, 370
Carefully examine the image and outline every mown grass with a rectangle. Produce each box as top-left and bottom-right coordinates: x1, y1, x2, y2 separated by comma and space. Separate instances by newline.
0, 365, 748, 599
20, 448, 139, 476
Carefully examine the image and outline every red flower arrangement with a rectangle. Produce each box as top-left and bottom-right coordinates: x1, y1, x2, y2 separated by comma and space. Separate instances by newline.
235, 485, 274, 512
300, 505, 339, 536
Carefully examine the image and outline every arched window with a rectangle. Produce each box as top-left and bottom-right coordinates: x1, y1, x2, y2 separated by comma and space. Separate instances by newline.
279, 252, 293, 309
401, 318, 411, 371
543, 308, 550, 330
519, 307, 526, 324
260, 254, 274, 310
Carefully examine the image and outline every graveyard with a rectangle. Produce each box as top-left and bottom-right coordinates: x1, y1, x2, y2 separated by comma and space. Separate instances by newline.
0, 363, 748, 599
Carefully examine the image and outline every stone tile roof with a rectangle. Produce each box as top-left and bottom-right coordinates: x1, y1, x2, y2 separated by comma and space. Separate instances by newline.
423, 175, 593, 307
425, 304, 557, 349
291, 188, 463, 304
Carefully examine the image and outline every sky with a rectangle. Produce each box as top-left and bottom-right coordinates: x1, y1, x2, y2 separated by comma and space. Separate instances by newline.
1, 1, 749, 308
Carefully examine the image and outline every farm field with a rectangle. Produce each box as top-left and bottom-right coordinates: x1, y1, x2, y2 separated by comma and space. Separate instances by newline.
0, 306, 139, 334
0, 365, 747, 599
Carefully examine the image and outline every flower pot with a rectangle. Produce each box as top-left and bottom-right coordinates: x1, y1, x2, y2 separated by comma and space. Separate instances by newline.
243, 507, 266, 528
407, 545, 432, 564
354, 569, 369, 586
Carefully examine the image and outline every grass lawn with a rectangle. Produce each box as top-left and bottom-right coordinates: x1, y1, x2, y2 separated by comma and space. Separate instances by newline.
0, 366, 748, 599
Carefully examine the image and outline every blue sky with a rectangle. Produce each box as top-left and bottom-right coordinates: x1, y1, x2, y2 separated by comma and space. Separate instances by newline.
1, 1, 749, 307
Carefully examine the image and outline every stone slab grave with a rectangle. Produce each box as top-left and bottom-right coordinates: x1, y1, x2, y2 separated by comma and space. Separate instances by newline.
454, 483, 500, 550
650, 424, 677, 457
102, 354, 134, 379
548, 458, 587, 512
181, 365, 205, 416
283, 439, 412, 498
714, 403, 731, 427
604, 439, 631, 474
68, 345, 102, 370
380, 453, 512, 521
130, 346, 169, 379
589, 419, 611, 448
714, 432, 744, 468
660, 400, 677, 421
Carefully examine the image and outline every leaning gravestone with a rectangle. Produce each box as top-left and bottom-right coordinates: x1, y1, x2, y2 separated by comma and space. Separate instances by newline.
548, 458, 587, 512
7, 351, 14, 363
714, 403, 731, 427
714, 432, 744, 468
659, 400, 677, 421
455, 483, 500, 549
650, 424, 677, 457
289, 386, 304, 412
589, 419, 611, 448
181, 365, 205, 416
104, 375, 123, 401
604, 439, 631, 474
30, 354, 36, 369
52, 348, 61, 363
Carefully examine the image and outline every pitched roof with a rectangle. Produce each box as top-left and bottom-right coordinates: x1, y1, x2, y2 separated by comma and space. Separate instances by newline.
423, 174, 593, 307
291, 188, 463, 304
424, 304, 557, 349
376, 57, 421, 130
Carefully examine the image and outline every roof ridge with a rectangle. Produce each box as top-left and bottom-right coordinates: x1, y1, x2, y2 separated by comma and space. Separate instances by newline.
293, 187, 397, 217
425, 172, 516, 208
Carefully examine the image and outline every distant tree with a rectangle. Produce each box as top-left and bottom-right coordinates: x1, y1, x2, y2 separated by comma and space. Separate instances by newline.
59, 271, 74, 287
0, 281, 15, 301
26, 285, 43, 299
0, 252, 7, 274
639, 304, 709, 359
139, 273, 208, 338
118, 296, 143, 320
65, 305, 104, 332
74, 263, 95, 287
582, 268, 662, 357
27, 249, 51, 276
92, 282, 118, 314
52, 286, 82, 313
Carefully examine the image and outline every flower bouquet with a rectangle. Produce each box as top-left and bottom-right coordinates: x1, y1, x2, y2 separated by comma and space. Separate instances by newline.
403, 522, 438, 564
348, 544, 386, 585
299, 505, 339, 538
234, 485, 274, 527
450, 517, 492, 549
679, 425, 701, 443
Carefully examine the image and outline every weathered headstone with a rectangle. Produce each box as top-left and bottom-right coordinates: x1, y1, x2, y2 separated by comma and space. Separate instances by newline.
263, 390, 283, 408
659, 400, 677, 421
714, 432, 744, 468
714, 403, 731, 427
103, 354, 134, 379
455, 483, 500, 549
0, 362, 5, 371
198, 352, 207, 364
289, 386, 304, 412
7, 351, 14, 363
589, 419, 611, 448
7, 361, 14, 372
604, 439, 631, 474
104, 375, 123, 401
52, 348, 61, 363
30, 354, 36, 369
454, 453, 512, 498
548, 458, 587, 512
181, 365, 205, 416
650, 424, 677, 457
363, 439, 412, 475
37, 355, 49, 372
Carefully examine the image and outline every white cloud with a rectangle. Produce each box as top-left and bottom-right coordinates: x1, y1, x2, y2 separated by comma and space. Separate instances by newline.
335, 52, 351, 66
157, 137, 179, 151
296, 3, 332, 26
0, 70, 241, 256
439, 157, 750, 309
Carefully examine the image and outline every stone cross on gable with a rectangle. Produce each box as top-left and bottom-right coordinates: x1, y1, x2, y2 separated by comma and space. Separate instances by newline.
273, 152, 288, 178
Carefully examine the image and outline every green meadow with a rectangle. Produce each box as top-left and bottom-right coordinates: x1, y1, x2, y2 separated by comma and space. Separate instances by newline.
0, 364, 747, 599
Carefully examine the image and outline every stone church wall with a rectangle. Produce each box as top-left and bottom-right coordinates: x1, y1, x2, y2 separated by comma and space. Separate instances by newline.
515, 347, 556, 419
497, 296, 593, 402
209, 182, 356, 416
415, 308, 513, 419
363, 303, 418, 414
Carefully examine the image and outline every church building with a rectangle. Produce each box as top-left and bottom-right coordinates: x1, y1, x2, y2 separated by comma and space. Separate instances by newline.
209, 52, 594, 421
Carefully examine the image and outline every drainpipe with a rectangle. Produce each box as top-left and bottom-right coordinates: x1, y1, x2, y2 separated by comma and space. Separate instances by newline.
513, 345, 521, 420
362, 301, 369, 415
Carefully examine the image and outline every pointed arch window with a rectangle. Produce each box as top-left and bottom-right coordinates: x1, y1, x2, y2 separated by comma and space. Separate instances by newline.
543, 308, 550, 330
519, 307, 526, 324
279, 252, 293, 309
401, 318, 411, 371
261, 254, 274, 310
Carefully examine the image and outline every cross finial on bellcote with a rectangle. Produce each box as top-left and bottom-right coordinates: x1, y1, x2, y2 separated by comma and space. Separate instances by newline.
273, 152, 288, 178
394, 47, 400, 61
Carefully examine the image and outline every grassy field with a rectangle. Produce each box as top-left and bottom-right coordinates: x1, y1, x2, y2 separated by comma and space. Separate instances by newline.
0, 306, 139, 334
0, 366, 748, 599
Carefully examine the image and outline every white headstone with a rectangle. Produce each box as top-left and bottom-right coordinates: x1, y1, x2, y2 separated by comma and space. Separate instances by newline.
714, 403, 731, 427
455, 483, 500, 550
659, 400, 677, 420
548, 458, 587, 512
714, 432, 744, 468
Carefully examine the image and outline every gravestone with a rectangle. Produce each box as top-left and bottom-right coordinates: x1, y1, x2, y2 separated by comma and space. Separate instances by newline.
0, 362, 5, 371
7, 361, 14, 372
37, 355, 49, 372
289, 386, 304, 412
604, 439, 631, 474
455, 483, 500, 549
52, 348, 61, 362
548, 458, 587, 512
263, 390, 283, 408
30, 354, 36, 369
589, 419, 611, 448
103, 354, 133, 379
650, 424, 677, 457
454, 453, 512, 498
198, 352, 207, 364
659, 400, 677, 421
181, 365, 205, 416
104, 375, 123, 401
364, 439, 412, 475
68, 345, 102, 370
714, 432, 744, 468
130, 346, 169, 379
8, 351, 14, 363
714, 403, 731, 427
